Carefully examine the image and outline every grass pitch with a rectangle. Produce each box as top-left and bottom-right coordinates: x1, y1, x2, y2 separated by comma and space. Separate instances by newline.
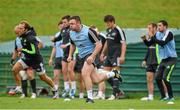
0, 95, 179, 109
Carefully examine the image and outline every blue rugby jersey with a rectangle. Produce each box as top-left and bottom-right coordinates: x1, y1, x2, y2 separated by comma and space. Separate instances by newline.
70, 25, 100, 58
155, 30, 177, 59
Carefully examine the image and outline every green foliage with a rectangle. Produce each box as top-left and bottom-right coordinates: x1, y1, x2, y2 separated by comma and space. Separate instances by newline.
0, 0, 180, 42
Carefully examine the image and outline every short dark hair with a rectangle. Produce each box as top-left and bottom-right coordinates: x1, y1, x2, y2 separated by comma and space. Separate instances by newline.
58, 21, 63, 26
90, 25, 97, 29
19, 20, 31, 30
148, 22, 157, 28
69, 16, 81, 23
159, 20, 168, 27
104, 15, 115, 23
62, 15, 71, 21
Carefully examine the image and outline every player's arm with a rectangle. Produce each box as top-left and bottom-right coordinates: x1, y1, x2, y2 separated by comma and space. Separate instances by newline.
154, 31, 173, 46
120, 41, 126, 64
49, 46, 56, 66
144, 50, 148, 62
141, 50, 148, 67
10, 50, 18, 66
11, 50, 18, 60
36, 37, 44, 49
11, 39, 22, 65
143, 37, 155, 47
61, 36, 71, 49
51, 33, 62, 42
88, 28, 102, 59
101, 41, 107, 55
21, 36, 37, 55
12, 40, 18, 60
67, 39, 76, 62
118, 29, 127, 64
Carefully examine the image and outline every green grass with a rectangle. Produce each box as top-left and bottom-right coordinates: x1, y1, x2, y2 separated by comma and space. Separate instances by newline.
0, 97, 179, 109
0, 0, 180, 42
0, 94, 180, 109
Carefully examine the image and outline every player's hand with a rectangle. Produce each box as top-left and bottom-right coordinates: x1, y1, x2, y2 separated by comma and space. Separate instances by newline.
50, 36, 55, 42
100, 53, 106, 62
18, 52, 22, 57
67, 56, 72, 63
141, 35, 146, 40
10, 59, 15, 66
48, 59, 53, 66
148, 31, 154, 38
60, 44, 67, 49
86, 55, 94, 65
141, 60, 147, 67
119, 56, 125, 64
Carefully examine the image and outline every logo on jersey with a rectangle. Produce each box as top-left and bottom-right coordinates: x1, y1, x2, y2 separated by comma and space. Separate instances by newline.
23, 39, 27, 46
166, 66, 170, 69
62, 30, 65, 33
108, 29, 112, 32
113, 62, 117, 66
111, 32, 116, 36
76, 35, 81, 39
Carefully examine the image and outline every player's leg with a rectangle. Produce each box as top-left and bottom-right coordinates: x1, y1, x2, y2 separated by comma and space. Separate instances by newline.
39, 74, 54, 88
141, 65, 155, 101
163, 60, 176, 100
53, 58, 62, 91
53, 69, 61, 89
147, 72, 154, 99
26, 68, 37, 99
90, 67, 120, 101
75, 56, 85, 99
162, 81, 169, 98
9, 59, 27, 95
155, 64, 166, 100
103, 58, 117, 99
12, 62, 23, 87
35, 62, 58, 99
39, 73, 59, 99
78, 73, 85, 98
19, 70, 28, 98
94, 81, 105, 100
68, 60, 76, 98
140, 71, 154, 101
104, 66, 123, 100
62, 60, 70, 97
81, 62, 94, 103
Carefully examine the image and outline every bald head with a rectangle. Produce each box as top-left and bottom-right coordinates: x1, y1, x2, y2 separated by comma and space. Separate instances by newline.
14, 25, 21, 36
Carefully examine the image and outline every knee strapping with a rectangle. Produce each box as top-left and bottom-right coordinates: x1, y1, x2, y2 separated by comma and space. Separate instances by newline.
19, 70, 28, 80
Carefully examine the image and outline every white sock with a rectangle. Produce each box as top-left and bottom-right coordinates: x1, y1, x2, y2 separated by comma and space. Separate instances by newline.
148, 94, 153, 99
106, 71, 115, 78
87, 90, 93, 100
79, 92, 84, 98
64, 82, 70, 92
98, 91, 103, 97
71, 81, 76, 90
52, 86, 57, 91
165, 92, 169, 98
16, 86, 21, 89
55, 85, 59, 90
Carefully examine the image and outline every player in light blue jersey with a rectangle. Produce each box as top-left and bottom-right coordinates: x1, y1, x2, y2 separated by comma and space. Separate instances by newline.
67, 16, 121, 103
49, 21, 64, 98
153, 20, 178, 104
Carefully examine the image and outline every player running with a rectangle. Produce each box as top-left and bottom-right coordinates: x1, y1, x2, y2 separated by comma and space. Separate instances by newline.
67, 16, 121, 103
11, 21, 59, 99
